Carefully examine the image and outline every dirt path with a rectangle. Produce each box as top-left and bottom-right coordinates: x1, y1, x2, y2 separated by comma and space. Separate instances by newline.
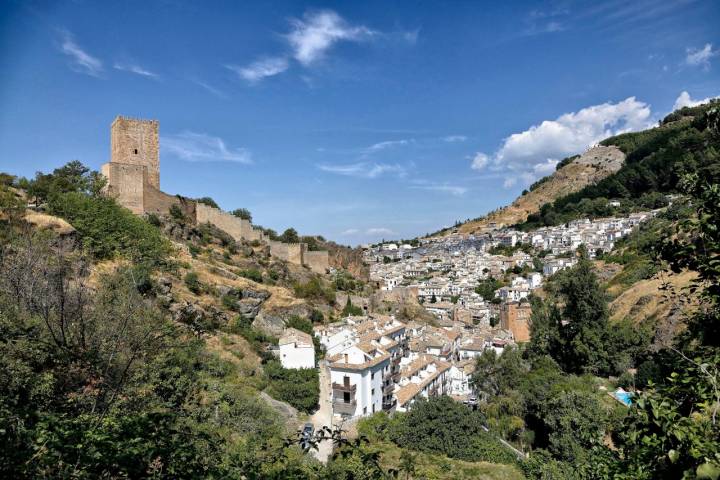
309, 360, 333, 463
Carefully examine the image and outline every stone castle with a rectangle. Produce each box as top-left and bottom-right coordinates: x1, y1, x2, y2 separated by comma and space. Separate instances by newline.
101, 116, 329, 273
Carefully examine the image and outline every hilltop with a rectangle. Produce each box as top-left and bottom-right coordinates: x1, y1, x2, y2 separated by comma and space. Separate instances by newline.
455, 145, 625, 235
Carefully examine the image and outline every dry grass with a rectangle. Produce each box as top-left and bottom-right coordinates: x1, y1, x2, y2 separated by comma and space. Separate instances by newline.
24, 211, 75, 235
609, 269, 697, 324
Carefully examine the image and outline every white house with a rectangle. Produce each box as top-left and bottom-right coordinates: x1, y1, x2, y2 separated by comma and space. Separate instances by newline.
279, 328, 315, 369
394, 355, 451, 412
328, 344, 389, 418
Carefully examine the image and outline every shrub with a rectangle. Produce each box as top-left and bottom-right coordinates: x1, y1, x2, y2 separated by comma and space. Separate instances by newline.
263, 359, 319, 413
48, 192, 170, 265
240, 269, 263, 283
184, 271, 203, 294
169, 204, 185, 221
293, 277, 335, 304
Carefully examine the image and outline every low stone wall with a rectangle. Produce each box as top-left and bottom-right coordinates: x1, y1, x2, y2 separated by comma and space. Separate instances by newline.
304, 250, 329, 274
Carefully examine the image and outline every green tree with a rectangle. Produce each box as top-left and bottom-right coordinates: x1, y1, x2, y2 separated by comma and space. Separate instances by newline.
196, 196, 219, 208
231, 208, 252, 222
279, 227, 300, 243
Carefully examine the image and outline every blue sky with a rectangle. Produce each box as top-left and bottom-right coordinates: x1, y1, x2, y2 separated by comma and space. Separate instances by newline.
0, 0, 718, 245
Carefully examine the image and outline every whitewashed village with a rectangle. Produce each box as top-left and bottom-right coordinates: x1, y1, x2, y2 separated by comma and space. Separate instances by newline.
277, 209, 660, 421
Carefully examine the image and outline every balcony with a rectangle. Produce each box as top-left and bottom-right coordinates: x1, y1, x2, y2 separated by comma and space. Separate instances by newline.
332, 382, 357, 394
333, 399, 357, 416
383, 383, 395, 395
382, 398, 396, 411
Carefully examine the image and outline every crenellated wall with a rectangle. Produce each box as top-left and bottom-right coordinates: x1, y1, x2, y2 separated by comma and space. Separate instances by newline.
267, 240, 304, 265
196, 203, 244, 239
303, 250, 329, 274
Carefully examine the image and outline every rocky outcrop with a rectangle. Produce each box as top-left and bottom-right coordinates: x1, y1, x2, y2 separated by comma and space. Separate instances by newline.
252, 303, 313, 337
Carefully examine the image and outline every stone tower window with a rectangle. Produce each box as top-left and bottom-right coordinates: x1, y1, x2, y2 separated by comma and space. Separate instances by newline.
134, 149, 138, 154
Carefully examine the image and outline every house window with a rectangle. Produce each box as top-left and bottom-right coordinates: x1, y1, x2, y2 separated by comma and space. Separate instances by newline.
371, 388, 375, 396
343, 391, 350, 403
343, 376, 350, 386
133, 149, 138, 154
371, 372, 375, 380
363, 407, 367, 414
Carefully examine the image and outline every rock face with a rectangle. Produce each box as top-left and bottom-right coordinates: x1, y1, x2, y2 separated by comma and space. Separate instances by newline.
454, 145, 625, 235
252, 304, 312, 337
220, 287, 271, 319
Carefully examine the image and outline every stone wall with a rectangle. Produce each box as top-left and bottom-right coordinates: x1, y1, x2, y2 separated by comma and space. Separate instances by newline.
101, 162, 145, 214
143, 184, 196, 221
111, 116, 160, 189
303, 250, 329, 274
196, 203, 245, 240
268, 240, 304, 265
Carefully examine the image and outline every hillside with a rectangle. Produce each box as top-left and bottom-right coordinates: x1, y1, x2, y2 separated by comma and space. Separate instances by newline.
446, 100, 719, 237
456, 145, 625, 235
0, 169, 528, 479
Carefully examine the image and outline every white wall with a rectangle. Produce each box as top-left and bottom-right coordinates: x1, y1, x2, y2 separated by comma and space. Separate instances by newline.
279, 343, 315, 369
330, 359, 387, 417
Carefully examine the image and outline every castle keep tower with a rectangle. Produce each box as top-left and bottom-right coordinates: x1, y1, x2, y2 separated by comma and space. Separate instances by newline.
101, 116, 159, 214
110, 116, 160, 188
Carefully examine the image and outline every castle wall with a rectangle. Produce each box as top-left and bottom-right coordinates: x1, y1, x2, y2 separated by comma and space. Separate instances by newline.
196, 203, 246, 240
111, 116, 160, 189
143, 184, 196, 221
304, 250, 329, 274
101, 162, 145, 214
102, 115, 328, 272
267, 240, 304, 266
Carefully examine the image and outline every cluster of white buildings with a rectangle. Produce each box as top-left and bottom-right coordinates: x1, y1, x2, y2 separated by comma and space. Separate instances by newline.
310, 314, 509, 418
276, 211, 661, 420
364, 211, 659, 321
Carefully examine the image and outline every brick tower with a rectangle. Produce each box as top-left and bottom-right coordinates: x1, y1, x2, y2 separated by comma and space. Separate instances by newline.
101, 116, 160, 214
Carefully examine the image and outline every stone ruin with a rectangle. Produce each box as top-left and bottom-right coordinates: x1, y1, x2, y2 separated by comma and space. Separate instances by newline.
101, 116, 329, 273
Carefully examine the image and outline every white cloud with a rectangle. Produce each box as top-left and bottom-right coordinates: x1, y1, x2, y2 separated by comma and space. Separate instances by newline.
58, 31, 103, 76
114, 62, 159, 79
191, 79, 227, 98
227, 57, 289, 83
685, 43, 716, 70
411, 183, 467, 196
317, 162, 407, 178
471, 152, 490, 170
473, 97, 652, 187
673, 91, 717, 110
365, 139, 412, 153
286, 10, 375, 65
340, 228, 359, 235
366, 227, 395, 236
503, 177, 517, 189
163, 132, 252, 163
443, 135, 467, 142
